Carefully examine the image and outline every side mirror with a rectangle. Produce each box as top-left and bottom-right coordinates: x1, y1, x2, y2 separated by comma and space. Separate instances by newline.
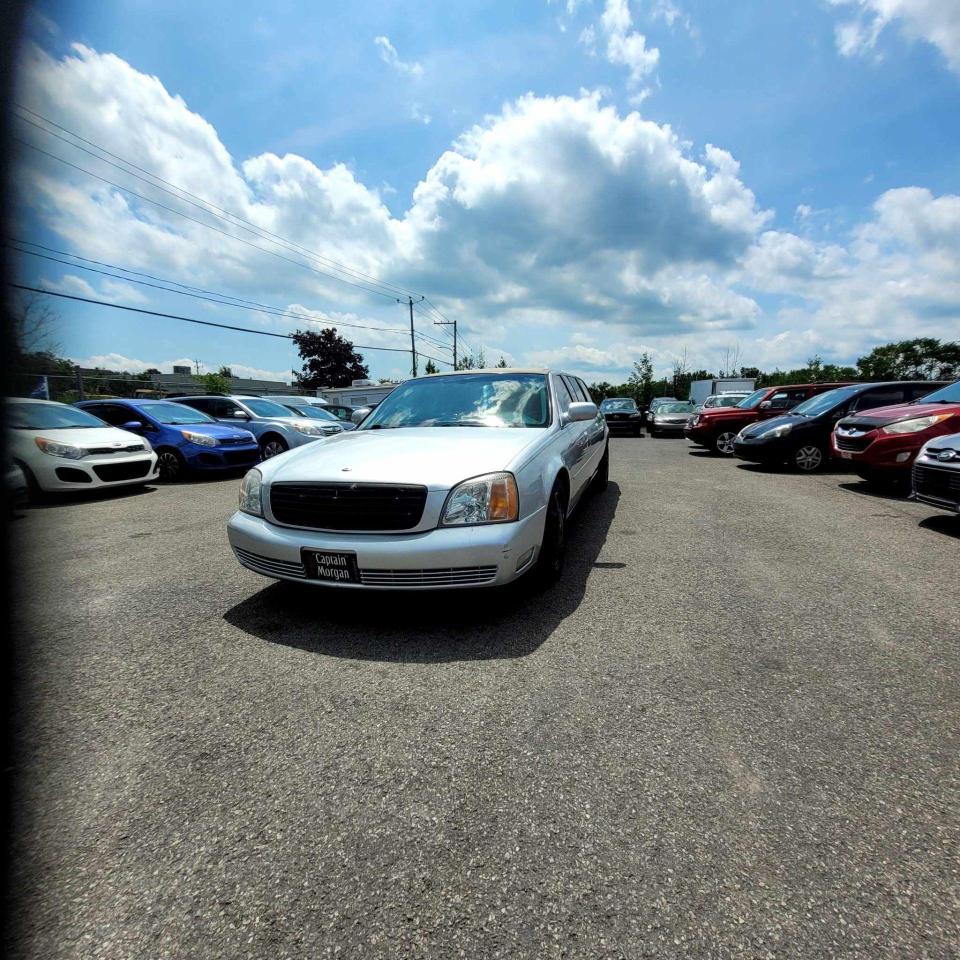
758, 400, 771, 410
351, 409, 367, 425
567, 401, 598, 423
121, 420, 145, 432
232, 410, 250, 419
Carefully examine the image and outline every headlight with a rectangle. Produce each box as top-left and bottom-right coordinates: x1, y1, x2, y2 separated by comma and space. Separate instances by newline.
441, 472, 518, 526
182, 430, 218, 447
292, 421, 325, 437
763, 423, 792, 438
881, 414, 952, 435
34, 437, 86, 459
238, 468, 263, 517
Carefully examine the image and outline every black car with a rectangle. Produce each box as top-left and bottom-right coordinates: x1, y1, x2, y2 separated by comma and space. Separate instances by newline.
599, 397, 643, 436
733, 381, 946, 472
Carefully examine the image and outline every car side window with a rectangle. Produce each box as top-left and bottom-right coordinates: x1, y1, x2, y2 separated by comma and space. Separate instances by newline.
181, 397, 209, 414
554, 376, 573, 413
850, 388, 905, 412
211, 398, 240, 418
768, 391, 792, 410
93, 404, 133, 426
576, 379, 592, 404
563, 375, 586, 403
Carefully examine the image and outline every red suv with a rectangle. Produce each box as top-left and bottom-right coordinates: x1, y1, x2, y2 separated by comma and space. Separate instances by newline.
685, 383, 854, 455
832, 380, 960, 484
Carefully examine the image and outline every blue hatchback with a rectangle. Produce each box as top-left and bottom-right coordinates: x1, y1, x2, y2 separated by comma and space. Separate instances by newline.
76, 398, 261, 481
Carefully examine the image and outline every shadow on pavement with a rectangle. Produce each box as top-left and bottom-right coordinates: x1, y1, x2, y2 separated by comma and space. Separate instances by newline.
919, 513, 960, 539
24, 483, 158, 510
223, 482, 621, 663
838, 479, 910, 501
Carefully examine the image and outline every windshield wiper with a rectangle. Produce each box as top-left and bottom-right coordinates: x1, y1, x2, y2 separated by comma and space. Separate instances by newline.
433, 420, 489, 427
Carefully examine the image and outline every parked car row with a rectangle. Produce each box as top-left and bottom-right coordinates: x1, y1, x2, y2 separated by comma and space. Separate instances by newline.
7, 393, 356, 498
679, 378, 960, 515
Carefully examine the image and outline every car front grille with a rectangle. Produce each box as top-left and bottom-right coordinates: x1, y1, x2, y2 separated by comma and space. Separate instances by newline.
913, 463, 960, 500
270, 482, 428, 531
359, 566, 498, 586
835, 433, 873, 452
233, 547, 307, 579
87, 443, 145, 455
92, 459, 153, 482
219, 436, 252, 446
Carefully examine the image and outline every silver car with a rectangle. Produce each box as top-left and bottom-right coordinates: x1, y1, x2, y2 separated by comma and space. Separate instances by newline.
228, 369, 609, 589
176, 395, 339, 458
648, 401, 696, 436
912, 432, 960, 513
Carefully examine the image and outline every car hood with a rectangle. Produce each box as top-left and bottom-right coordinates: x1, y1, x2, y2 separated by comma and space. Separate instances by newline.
698, 406, 753, 422
741, 414, 805, 438
175, 422, 254, 441
840, 401, 960, 427
259, 427, 545, 489
15, 426, 145, 447
924, 432, 960, 453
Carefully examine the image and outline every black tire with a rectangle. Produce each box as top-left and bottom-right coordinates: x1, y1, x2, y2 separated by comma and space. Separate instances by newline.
260, 435, 288, 459
591, 443, 609, 493
156, 448, 187, 482
792, 443, 825, 472
15, 461, 43, 504
713, 430, 738, 456
532, 480, 568, 587
649, 427, 658, 438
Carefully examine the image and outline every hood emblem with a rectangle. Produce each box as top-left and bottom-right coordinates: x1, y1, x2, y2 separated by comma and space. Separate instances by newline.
937, 449, 956, 462
341, 467, 352, 472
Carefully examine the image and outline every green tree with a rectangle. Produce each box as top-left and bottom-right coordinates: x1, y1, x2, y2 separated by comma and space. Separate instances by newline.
194, 372, 231, 394
291, 328, 369, 389
627, 353, 654, 404
857, 338, 960, 381
496, 356, 508, 368
217, 365, 233, 378
455, 349, 486, 371
424, 359, 439, 374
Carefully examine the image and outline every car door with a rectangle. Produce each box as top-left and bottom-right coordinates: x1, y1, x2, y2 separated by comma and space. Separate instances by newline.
553, 374, 592, 499
573, 376, 606, 472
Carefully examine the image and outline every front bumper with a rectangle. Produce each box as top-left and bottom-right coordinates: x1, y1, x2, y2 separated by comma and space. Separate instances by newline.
733, 436, 790, 463
831, 433, 922, 474
604, 417, 643, 434
650, 420, 689, 433
912, 462, 960, 513
183, 443, 261, 471
227, 506, 548, 589
30, 452, 159, 492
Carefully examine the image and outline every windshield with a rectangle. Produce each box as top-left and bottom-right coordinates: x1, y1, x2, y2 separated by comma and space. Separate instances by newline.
738, 388, 769, 409
914, 380, 960, 404
9, 402, 107, 430
601, 399, 637, 412
792, 385, 862, 417
658, 402, 694, 414
244, 398, 296, 418
143, 402, 215, 424
362, 373, 550, 428
279, 403, 340, 422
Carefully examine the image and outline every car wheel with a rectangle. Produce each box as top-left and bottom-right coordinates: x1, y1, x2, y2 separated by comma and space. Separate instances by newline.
793, 444, 825, 472
260, 436, 288, 459
592, 443, 609, 493
16, 461, 43, 504
532, 480, 568, 587
714, 431, 738, 456
156, 449, 186, 482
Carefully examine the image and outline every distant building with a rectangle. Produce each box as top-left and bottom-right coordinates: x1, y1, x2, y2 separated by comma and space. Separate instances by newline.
78, 366, 296, 397
319, 378, 399, 407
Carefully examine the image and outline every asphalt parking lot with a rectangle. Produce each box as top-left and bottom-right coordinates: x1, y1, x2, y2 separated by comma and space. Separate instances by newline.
9, 437, 960, 959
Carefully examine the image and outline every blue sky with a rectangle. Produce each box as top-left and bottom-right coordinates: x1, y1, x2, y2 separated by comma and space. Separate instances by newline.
13, 0, 960, 383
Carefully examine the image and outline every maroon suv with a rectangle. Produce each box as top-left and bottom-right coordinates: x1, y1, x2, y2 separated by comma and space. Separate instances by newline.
684, 382, 854, 455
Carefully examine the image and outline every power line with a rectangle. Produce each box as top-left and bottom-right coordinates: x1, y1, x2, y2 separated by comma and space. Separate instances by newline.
14, 106, 416, 301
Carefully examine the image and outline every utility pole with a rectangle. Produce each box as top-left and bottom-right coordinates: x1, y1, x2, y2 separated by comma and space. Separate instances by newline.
435, 317, 457, 369
400, 295, 425, 378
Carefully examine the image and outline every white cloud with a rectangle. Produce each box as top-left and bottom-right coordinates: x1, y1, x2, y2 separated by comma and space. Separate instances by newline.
373, 36, 423, 78
829, 0, 960, 73
15, 42, 960, 383
39, 273, 148, 304
597, 0, 660, 83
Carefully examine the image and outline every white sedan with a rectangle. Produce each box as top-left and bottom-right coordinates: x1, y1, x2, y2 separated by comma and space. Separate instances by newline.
8, 397, 159, 496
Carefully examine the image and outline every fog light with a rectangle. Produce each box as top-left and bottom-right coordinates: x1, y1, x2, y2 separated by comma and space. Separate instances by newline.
516, 547, 535, 571
895, 452, 911, 463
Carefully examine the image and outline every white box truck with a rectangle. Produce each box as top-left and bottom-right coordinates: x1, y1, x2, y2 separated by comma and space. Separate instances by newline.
688, 378, 756, 407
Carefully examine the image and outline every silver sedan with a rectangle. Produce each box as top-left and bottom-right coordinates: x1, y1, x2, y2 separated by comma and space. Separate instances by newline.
227, 369, 609, 589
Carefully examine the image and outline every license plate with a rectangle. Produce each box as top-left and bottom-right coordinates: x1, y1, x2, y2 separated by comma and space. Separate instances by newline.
304, 550, 359, 584
839, 451, 852, 460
